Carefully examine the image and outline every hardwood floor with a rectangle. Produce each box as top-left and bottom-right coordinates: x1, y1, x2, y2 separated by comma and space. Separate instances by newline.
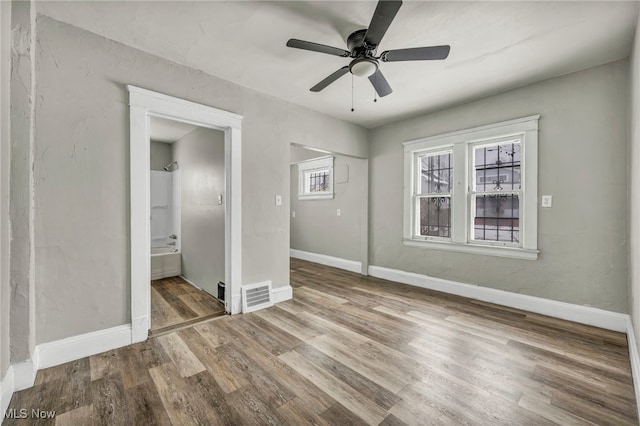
150, 276, 226, 336
5, 258, 638, 425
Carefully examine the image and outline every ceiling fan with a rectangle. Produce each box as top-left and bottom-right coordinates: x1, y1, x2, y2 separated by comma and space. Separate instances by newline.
286, 0, 450, 98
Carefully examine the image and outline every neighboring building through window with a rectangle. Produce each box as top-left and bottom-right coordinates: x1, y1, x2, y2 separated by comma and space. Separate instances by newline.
417, 150, 452, 238
297, 156, 334, 200
403, 115, 539, 260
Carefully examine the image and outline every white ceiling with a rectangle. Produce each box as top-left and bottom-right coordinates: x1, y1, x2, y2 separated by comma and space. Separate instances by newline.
150, 116, 197, 143
38, 1, 639, 129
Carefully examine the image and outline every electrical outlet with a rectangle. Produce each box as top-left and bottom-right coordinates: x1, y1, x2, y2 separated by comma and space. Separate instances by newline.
541, 195, 552, 208
337, 209, 341, 216
275, 195, 282, 206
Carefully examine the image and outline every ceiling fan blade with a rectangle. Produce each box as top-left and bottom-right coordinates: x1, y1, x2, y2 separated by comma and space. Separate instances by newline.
286, 39, 350, 57
381, 45, 450, 62
368, 69, 393, 97
310, 66, 350, 92
364, 0, 403, 47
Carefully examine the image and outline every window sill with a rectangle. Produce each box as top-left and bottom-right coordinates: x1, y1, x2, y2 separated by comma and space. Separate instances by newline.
403, 238, 538, 260
298, 193, 334, 201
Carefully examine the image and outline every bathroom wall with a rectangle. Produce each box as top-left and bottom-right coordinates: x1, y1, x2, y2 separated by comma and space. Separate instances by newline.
150, 141, 172, 172
172, 127, 225, 296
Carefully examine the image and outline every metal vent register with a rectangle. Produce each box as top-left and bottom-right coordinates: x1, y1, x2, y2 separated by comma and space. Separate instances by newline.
241, 282, 273, 313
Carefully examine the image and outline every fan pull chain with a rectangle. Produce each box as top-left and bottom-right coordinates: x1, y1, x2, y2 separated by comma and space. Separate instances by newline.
371, 72, 378, 103
374, 79, 378, 103
351, 74, 355, 112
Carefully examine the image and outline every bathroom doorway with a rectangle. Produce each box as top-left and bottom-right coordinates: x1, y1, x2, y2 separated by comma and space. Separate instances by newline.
129, 86, 243, 343
148, 117, 226, 336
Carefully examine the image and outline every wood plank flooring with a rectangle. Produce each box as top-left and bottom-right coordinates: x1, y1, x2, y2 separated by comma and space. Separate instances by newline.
150, 276, 225, 336
5, 258, 638, 425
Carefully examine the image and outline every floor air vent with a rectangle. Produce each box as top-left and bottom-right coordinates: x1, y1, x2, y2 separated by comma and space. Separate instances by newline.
242, 281, 273, 313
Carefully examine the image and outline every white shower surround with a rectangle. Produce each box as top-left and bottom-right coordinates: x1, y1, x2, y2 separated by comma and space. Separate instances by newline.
150, 169, 181, 250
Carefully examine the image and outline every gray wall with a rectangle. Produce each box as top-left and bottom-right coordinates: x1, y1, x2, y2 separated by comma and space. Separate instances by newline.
32, 16, 368, 343
0, 0, 11, 376
370, 59, 630, 313
290, 155, 367, 263
290, 145, 326, 163
172, 128, 225, 295
629, 14, 640, 354
150, 140, 172, 172
9, 0, 34, 365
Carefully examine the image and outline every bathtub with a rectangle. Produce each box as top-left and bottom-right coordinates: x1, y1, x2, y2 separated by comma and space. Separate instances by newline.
151, 246, 181, 280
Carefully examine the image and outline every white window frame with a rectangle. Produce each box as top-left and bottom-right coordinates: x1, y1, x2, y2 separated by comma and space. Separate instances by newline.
297, 156, 334, 200
403, 115, 539, 260
413, 148, 453, 241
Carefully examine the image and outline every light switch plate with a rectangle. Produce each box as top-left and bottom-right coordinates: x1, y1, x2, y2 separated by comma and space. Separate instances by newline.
337, 209, 341, 216
292, 211, 296, 218
541, 195, 552, 208
275, 195, 282, 206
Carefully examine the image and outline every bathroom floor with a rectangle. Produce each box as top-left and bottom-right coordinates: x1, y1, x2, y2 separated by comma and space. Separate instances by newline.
150, 276, 226, 336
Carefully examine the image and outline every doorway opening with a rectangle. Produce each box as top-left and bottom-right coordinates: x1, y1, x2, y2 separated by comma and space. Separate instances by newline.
148, 117, 226, 336
128, 86, 243, 343
289, 143, 369, 275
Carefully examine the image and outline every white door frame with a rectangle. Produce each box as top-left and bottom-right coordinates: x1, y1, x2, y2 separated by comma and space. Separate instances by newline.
128, 86, 243, 343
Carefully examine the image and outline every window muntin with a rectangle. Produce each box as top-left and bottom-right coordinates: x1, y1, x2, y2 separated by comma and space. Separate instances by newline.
414, 150, 452, 239
471, 140, 521, 246
402, 115, 539, 260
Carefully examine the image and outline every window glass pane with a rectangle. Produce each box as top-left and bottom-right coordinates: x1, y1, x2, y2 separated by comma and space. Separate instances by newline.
304, 169, 330, 193
419, 197, 451, 238
420, 152, 452, 194
474, 142, 521, 191
473, 194, 519, 243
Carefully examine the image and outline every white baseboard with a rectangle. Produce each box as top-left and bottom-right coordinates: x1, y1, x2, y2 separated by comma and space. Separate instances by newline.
273, 285, 293, 304
368, 265, 628, 332
131, 316, 149, 344
290, 249, 362, 274
627, 318, 640, 420
230, 293, 242, 315
12, 359, 36, 392
0, 365, 14, 417
179, 275, 203, 291
0, 359, 36, 415
37, 324, 133, 369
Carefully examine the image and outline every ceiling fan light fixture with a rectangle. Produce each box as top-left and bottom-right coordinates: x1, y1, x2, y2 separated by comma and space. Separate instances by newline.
349, 58, 378, 77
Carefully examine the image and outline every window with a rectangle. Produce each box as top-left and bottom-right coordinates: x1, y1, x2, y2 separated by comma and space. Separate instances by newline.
403, 115, 539, 260
417, 150, 452, 238
297, 156, 334, 200
471, 138, 521, 244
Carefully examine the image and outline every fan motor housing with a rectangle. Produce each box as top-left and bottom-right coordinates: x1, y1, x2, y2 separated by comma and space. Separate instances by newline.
347, 29, 371, 55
